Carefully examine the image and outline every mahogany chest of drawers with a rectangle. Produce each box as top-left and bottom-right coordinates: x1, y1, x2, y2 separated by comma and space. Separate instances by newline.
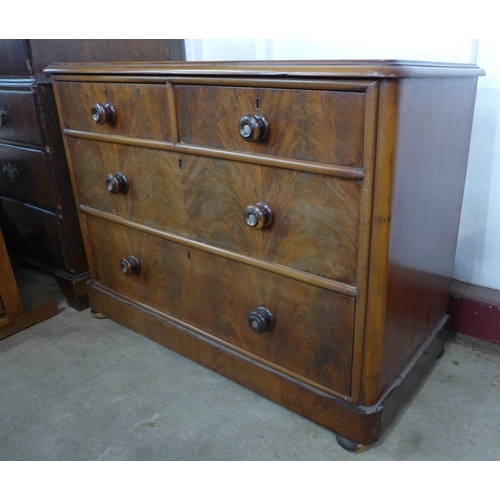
47, 60, 483, 450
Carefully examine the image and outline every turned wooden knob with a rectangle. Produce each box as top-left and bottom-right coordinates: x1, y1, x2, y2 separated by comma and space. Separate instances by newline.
244, 201, 273, 229
239, 114, 270, 142
248, 307, 274, 333
0, 108, 7, 127
106, 172, 128, 194
91, 102, 116, 125
120, 256, 141, 276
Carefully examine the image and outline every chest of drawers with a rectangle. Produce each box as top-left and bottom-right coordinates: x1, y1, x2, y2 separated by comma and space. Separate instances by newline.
48, 60, 483, 450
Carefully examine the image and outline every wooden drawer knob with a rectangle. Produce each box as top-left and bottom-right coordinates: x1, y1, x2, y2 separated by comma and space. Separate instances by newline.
239, 114, 270, 142
244, 201, 273, 229
120, 255, 141, 276
106, 172, 128, 194
0, 108, 7, 127
91, 102, 116, 125
248, 306, 274, 333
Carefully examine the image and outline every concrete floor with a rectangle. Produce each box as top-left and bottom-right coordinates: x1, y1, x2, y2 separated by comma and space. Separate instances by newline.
1, 265, 499, 460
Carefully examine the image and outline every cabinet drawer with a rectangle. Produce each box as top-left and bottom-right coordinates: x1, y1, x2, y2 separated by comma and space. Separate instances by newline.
86, 215, 354, 395
71, 139, 360, 285
176, 85, 365, 167
0, 197, 66, 270
55, 82, 171, 141
0, 144, 53, 208
0, 89, 43, 145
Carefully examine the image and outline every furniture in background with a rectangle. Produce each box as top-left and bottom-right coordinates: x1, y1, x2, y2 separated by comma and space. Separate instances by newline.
47, 60, 483, 450
0, 40, 185, 310
0, 227, 58, 340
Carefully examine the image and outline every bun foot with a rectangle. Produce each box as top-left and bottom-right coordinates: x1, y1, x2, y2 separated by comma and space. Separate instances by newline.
335, 434, 372, 453
91, 310, 107, 319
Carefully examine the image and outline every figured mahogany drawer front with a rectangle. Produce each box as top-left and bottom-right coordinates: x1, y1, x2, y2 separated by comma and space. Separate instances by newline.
71, 138, 360, 285
0, 144, 53, 208
0, 197, 66, 270
176, 85, 365, 167
55, 82, 171, 141
0, 90, 43, 146
86, 215, 354, 395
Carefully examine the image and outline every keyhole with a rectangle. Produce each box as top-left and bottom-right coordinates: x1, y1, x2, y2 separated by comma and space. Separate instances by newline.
187, 252, 191, 260
255, 98, 260, 110
104, 90, 108, 99
179, 159, 183, 169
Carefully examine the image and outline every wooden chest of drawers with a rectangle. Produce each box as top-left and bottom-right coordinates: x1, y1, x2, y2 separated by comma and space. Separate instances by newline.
48, 60, 483, 450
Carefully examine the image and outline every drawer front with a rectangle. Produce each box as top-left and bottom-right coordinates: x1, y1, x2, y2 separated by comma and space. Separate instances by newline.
70, 138, 360, 285
0, 89, 43, 145
86, 215, 354, 395
0, 40, 31, 75
176, 85, 365, 167
0, 198, 66, 271
55, 82, 172, 141
0, 144, 53, 208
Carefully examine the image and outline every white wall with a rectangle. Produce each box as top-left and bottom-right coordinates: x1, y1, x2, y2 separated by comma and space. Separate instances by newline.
185, 39, 478, 63
454, 40, 500, 290
185, 39, 499, 291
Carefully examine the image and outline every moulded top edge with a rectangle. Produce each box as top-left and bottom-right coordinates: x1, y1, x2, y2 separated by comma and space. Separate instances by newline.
43, 59, 486, 79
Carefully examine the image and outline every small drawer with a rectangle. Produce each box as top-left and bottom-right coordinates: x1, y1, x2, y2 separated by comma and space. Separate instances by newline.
70, 138, 360, 285
55, 81, 172, 141
0, 144, 53, 208
0, 197, 66, 271
176, 85, 365, 167
0, 89, 43, 146
85, 215, 354, 395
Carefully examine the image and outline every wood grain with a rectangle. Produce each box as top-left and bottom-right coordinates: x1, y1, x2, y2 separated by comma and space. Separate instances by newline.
85, 214, 355, 395
50, 60, 483, 447
0, 144, 53, 208
176, 85, 365, 167
0, 40, 30, 75
29, 40, 186, 76
45, 60, 485, 79
362, 77, 480, 405
55, 82, 172, 141
0, 197, 66, 271
70, 138, 361, 285
0, 89, 43, 145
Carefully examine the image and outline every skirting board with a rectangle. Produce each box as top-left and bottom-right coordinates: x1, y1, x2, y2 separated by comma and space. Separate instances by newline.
448, 279, 500, 345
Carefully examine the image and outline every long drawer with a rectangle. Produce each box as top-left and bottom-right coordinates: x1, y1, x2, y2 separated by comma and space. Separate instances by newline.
0, 89, 43, 145
176, 85, 366, 167
70, 138, 360, 285
0, 144, 53, 208
55, 81, 172, 141
85, 215, 355, 395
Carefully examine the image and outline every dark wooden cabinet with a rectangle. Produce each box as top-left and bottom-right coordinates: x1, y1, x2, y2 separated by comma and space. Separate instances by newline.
48, 60, 483, 449
0, 40, 185, 310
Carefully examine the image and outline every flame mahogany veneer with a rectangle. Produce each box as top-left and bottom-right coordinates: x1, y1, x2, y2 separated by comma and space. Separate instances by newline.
47, 60, 483, 449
